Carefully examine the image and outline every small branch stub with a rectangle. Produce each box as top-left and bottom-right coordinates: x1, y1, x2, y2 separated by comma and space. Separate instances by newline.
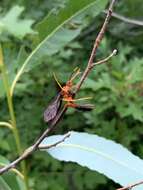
92, 49, 117, 67
39, 132, 71, 150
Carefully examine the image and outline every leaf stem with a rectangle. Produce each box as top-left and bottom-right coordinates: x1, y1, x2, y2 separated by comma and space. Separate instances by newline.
0, 46, 29, 190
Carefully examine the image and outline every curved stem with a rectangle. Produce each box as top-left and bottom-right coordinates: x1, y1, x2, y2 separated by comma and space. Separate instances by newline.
0, 46, 29, 189
0, 121, 13, 130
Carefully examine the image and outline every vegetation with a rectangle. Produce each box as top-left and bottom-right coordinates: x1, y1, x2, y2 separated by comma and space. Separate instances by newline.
0, 0, 143, 190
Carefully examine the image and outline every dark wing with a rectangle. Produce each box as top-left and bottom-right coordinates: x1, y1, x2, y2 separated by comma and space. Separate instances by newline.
75, 104, 94, 111
44, 93, 62, 123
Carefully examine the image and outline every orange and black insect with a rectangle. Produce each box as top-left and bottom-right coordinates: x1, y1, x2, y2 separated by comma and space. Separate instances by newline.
44, 68, 94, 123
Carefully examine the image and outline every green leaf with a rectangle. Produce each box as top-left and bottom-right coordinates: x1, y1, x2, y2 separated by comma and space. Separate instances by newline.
0, 156, 25, 190
0, 6, 35, 39
27, 0, 108, 67
117, 102, 143, 122
10, 0, 108, 95
83, 73, 113, 91
40, 131, 143, 189
2, 173, 23, 190
127, 58, 143, 83
0, 177, 11, 190
36, 0, 108, 41
0, 155, 10, 166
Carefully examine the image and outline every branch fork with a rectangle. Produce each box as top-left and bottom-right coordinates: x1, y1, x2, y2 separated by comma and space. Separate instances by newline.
0, 0, 117, 176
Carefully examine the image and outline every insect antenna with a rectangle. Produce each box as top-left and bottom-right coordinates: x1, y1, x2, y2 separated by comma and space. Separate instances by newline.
69, 67, 81, 82
63, 96, 92, 102
53, 72, 63, 90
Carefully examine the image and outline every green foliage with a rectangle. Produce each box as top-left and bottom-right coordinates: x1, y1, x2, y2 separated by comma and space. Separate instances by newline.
0, 0, 108, 98
0, 177, 11, 190
83, 42, 143, 123
1, 173, 26, 190
0, 0, 143, 190
0, 6, 35, 39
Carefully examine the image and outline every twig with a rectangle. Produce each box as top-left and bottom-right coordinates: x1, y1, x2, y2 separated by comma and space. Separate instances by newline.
75, 0, 116, 93
0, 0, 116, 175
0, 106, 67, 174
92, 49, 117, 67
79, 10, 143, 41
103, 10, 143, 26
117, 180, 143, 190
39, 132, 71, 149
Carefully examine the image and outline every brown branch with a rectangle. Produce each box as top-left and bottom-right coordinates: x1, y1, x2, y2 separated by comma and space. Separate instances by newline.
117, 180, 143, 190
0, 106, 67, 174
75, 0, 116, 93
38, 132, 70, 149
0, 0, 116, 175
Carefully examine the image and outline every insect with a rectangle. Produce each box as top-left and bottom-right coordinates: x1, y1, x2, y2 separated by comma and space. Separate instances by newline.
44, 68, 94, 123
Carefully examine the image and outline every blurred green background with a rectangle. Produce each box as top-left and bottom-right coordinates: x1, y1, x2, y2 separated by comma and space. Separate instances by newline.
0, 0, 143, 189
